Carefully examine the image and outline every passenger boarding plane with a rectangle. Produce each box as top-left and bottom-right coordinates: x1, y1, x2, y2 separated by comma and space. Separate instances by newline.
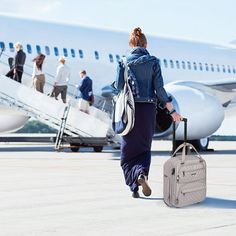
0, 14, 236, 150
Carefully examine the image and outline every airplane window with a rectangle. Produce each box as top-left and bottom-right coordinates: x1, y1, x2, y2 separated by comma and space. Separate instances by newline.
222, 65, 226, 73
182, 61, 186, 69
0, 41, 5, 50
63, 48, 68, 57
187, 61, 191, 70
163, 59, 168, 68
27, 44, 32, 54
78, 49, 84, 58
94, 51, 99, 60
109, 54, 114, 63
36, 45, 41, 54
71, 49, 75, 58
170, 60, 174, 68
211, 64, 214, 72
45, 46, 50, 56
205, 63, 209, 71
199, 63, 203, 71
216, 64, 220, 72
54, 47, 59, 56
227, 65, 231, 73
193, 62, 197, 70
233, 67, 236, 74
9, 42, 14, 52
176, 60, 180, 69
116, 55, 120, 62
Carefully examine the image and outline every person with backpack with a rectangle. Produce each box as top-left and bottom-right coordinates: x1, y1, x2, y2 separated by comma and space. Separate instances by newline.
115, 27, 182, 198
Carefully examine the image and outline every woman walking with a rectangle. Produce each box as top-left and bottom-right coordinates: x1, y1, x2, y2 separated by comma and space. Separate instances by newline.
32, 54, 46, 93
116, 28, 182, 198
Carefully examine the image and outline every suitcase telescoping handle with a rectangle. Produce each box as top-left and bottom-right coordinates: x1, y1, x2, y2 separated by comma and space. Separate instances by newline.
172, 118, 187, 154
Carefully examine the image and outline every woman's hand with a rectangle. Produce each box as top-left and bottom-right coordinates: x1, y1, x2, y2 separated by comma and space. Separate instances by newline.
165, 102, 183, 121
170, 112, 183, 122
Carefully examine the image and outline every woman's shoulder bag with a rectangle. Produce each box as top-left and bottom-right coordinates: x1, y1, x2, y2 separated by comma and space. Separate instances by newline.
112, 58, 135, 136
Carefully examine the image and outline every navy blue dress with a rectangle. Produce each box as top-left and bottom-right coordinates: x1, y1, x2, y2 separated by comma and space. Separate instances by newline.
120, 102, 156, 192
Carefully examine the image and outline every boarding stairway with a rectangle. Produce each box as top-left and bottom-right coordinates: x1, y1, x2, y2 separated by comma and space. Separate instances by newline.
0, 50, 119, 150
0, 73, 111, 138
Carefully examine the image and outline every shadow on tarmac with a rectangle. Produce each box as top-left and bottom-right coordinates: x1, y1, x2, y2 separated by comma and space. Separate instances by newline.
131, 197, 236, 209
139, 197, 163, 201
139, 197, 236, 209
201, 197, 236, 209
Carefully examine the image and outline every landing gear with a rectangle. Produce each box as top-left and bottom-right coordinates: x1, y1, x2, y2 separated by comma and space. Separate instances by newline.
70, 143, 80, 152
69, 143, 104, 152
93, 146, 103, 152
190, 138, 209, 151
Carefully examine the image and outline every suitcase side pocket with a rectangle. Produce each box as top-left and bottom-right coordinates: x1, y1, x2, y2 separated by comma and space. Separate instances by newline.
164, 174, 171, 206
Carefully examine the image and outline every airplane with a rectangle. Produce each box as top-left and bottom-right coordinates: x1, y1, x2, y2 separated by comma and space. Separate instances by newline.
0, 14, 236, 151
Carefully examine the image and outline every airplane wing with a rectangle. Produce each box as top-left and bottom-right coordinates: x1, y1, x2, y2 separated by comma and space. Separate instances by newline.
169, 78, 236, 117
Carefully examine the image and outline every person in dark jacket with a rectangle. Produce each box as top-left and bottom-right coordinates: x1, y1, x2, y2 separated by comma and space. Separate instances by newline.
6, 42, 26, 83
77, 70, 93, 114
116, 27, 182, 198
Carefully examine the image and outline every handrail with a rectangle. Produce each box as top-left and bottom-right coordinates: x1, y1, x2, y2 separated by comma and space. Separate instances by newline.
0, 52, 78, 97
0, 51, 77, 89
0, 87, 92, 137
0, 51, 113, 113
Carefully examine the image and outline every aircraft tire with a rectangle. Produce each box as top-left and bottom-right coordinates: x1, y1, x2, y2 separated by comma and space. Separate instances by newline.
93, 146, 103, 152
190, 138, 209, 151
70, 143, 80, 152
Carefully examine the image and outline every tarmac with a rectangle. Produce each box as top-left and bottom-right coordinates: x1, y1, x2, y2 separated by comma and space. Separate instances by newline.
0, 140, 235, 236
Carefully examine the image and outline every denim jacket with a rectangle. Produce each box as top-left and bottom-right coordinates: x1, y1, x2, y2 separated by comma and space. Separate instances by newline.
116, 47, 170, 105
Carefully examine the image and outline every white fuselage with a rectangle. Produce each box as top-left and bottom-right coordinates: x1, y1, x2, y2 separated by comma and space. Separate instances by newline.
1, 15, 236, 134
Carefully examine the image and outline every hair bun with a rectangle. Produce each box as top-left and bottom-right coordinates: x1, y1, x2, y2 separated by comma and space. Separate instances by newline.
133, 27, 142, 36
129, 27, 147, 47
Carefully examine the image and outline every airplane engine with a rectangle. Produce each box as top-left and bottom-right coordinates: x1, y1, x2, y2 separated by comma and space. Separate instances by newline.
0, 106, 29, 133
155, 83, 224, 142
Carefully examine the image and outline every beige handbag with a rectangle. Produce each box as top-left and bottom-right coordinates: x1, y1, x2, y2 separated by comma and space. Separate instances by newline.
163, 119, 207, 207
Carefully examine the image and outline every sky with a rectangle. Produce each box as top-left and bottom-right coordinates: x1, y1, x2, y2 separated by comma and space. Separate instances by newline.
1, 0, 236, 135
1, 0, 236, 44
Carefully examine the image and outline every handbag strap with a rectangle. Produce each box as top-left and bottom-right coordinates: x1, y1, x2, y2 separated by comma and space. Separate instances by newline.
122, 57, 128, 84
172, 142, 204, 163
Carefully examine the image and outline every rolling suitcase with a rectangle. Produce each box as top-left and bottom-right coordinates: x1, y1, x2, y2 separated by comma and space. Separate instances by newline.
163, 118, 207, 207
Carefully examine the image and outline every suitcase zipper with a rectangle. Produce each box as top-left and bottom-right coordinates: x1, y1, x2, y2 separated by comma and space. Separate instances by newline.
181, 186, 206, 194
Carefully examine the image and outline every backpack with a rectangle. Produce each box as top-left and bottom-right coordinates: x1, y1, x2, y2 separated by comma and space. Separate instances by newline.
112, 58, 135, 136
